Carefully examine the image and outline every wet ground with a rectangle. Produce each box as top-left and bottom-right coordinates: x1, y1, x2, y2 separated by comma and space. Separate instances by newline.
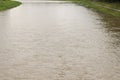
0, 0, 120, 80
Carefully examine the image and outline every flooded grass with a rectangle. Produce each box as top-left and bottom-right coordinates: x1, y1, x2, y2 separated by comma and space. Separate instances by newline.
100, 13, 120, 30
98, 12, 120, 52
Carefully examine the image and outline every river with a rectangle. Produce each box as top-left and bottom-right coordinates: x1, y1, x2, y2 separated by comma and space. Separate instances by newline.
0, 0, 120, 80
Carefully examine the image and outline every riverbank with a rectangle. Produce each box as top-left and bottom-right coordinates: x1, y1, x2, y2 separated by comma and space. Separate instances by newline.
0, 0, 21, 11
65, 0, 120, 17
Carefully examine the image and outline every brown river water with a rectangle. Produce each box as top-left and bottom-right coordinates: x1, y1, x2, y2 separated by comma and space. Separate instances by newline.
0, 0, 120, 80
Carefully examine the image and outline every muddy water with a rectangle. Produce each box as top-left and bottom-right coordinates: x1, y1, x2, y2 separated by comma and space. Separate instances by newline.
0, 1, 120, 80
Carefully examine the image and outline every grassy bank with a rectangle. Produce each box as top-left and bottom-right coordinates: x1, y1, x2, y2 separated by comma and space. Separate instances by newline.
65, 0, 120, 17
96, 1, 120, 10
0, 0, 21, 11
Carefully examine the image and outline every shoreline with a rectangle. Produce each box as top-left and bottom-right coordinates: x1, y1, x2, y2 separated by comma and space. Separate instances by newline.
65, 0, 120, 17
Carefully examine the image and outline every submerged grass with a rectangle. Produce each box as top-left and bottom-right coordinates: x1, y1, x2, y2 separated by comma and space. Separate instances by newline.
0, 0, 21, 11
65, 0, 120, 17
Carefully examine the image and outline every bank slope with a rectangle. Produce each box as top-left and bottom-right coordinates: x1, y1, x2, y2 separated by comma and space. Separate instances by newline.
66, 0, 120, 17
0, 0, 21, 11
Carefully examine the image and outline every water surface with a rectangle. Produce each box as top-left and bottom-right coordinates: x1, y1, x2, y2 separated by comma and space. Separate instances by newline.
0, 1, 120, 80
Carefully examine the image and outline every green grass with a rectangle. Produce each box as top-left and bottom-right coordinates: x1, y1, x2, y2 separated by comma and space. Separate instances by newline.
96, 2, 120, 10
65, 0, 120, 17
0, 0, 22, 11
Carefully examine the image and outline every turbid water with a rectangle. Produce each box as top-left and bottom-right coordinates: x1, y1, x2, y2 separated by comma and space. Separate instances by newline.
0, 1, 120, 80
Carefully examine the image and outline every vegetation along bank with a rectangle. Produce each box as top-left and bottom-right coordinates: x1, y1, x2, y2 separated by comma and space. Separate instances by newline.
0, 0, 21, 11
65, 0, 120, 17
